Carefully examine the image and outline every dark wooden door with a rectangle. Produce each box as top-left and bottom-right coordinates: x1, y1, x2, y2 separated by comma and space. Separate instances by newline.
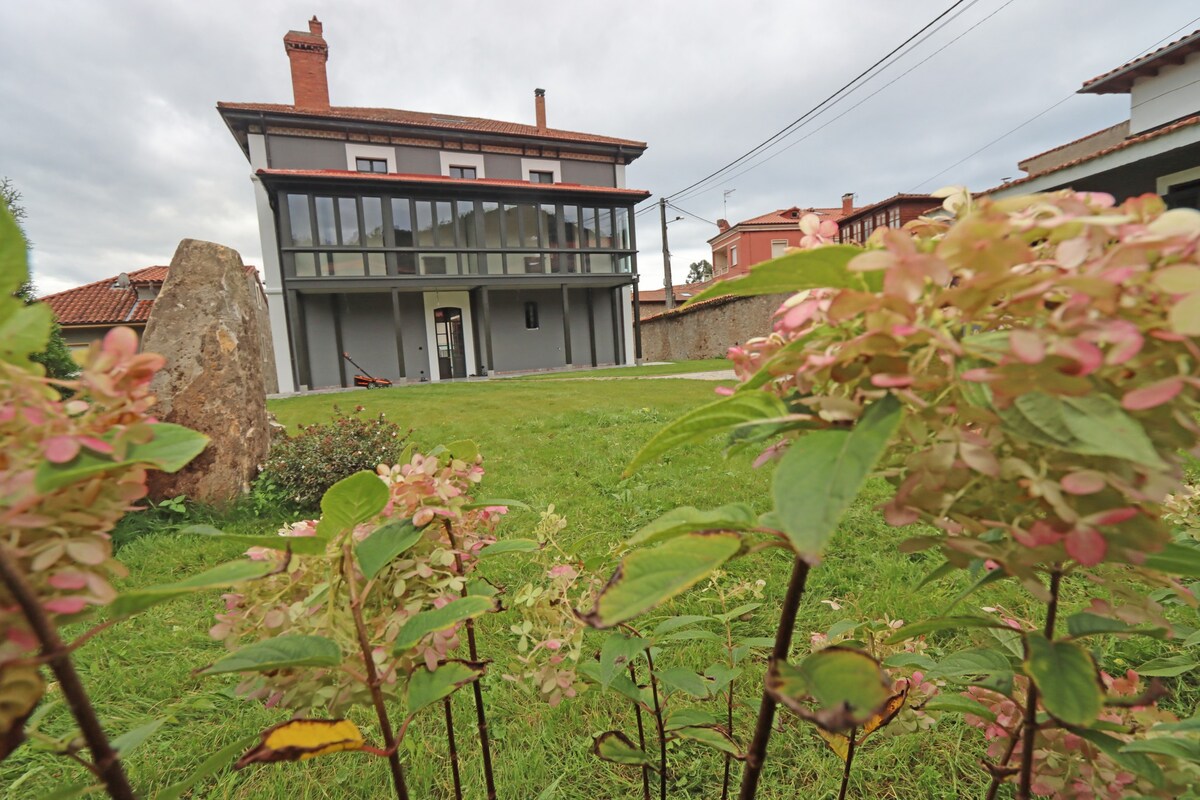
434, 307, 467, 379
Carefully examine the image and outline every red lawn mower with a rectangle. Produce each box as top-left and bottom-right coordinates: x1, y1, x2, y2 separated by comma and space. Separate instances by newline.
342, 352, 393, 389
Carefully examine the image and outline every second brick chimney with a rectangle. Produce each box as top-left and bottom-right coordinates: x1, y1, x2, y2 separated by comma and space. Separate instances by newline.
841, 192, 855, 216
284, 16, 330, 111
534, 88, 547, 130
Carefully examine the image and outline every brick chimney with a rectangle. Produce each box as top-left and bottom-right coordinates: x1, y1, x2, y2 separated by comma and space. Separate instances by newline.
717, 219, 730, 232
841, 192, 855, 216
284, 16, 330, 111
534, 88, 547, 130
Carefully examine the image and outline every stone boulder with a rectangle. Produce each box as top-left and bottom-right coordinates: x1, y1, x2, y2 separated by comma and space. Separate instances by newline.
142, 239, 270, 504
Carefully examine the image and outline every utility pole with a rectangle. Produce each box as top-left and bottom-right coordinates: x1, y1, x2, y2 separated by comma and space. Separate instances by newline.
660, 197, 675, 310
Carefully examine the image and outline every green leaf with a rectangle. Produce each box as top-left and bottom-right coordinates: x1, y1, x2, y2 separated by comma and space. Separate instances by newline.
535, 775, 565, 800
443, 439, 480, 462
111, 559, 277, 617
629, 503, 758, 546
1065, 612, 1164, 639
393, 596, 496, 654
461, 498, 532, 511
683, 245, 864, 305
1071, 729, 1163, 787
1059, 395, 1166, 469
928, 648, 1015, 694
1024, 633, 1103, 726
315, 470, 389, 539
922, 694, 997, 721
651, 615, 712, 636
664, 707, 724, 731
0, 302, 51, 364
111, 718, 167, 756
655, 667, 711, 698
704, 663, 741, 692
201, 635, 342, 675
581, 532, 742, 628
767, 647, 896, 731
1141, 543, 1200, 578
946, 565, 1009, 611
406, 661, 484, 718
1134, 654, 1199, 677
37, 784, 102, 800
34, 423, 209, 492
154, 736, 257, 800
354, 521, 423, 579
477, 539, 541, 557
669, 725, 742, 758
772, 394, 902, 556
1120, 737, 1200, 764
0, 204, 27, 294
598, 632, 649, 690
624, 392, 789, 476
887, 615, 1012, 644
713, 602, 762, 623
180, 524, 328, 556
881, 653, 936, 671
592, 730, 656, 767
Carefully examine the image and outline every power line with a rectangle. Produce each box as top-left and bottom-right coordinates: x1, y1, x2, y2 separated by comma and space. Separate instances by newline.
633, 0, 976, 216
666, 201, 715, 226
669, 0, 1016, 206
908, 14, 1200, 191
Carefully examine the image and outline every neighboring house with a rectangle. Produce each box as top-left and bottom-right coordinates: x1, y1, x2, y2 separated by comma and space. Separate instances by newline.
836, 193, 941, 244
990, 28, 1200, 206
41, 266, 168, 350
638, 284, 706, 319
708, 196, 856, 277
217, 18, 649, 391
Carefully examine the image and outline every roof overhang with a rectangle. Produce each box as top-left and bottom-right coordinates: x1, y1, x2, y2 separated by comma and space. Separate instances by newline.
1080, 31, 1200, 94
256, 168, 650, 202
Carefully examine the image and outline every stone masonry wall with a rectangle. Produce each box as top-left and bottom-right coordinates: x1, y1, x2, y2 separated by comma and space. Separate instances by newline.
639, 293, 788, 362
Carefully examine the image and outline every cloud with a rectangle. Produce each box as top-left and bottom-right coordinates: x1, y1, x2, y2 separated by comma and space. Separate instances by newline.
1, 0, 1193, 294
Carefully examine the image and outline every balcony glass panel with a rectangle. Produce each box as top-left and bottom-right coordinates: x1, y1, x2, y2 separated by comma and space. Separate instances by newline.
562, 205, 579, 249
615, 208, 630, 249
363, 197, 384, 246
457, 200, 478, 248
415, 201, 434, 246
338, 197, 360, 245
598, 208, 613, 249
462, 253, 481, 274
481, 202, 502, 247
435, 201, 455, 246
286, 194, 312, 246
587, 253, 614, 273
541, 204, 558, 248
421, 254, 450, 275
502, 204, 521, 247
395, 252, 416, 275
367, 253, 386, 276
517, 204, 540, 248
293, 252, 317, 277
392, 198, 414, 247
329, 252, 365, 277
581, 207, 597, 247
617, 255, 632, 273
315, 197, 337, 246
484, 253, 504, 274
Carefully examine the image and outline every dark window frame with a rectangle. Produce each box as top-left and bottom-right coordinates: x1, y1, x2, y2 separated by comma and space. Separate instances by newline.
524, 301, 539, 329
529, 170, 554, 184
355, 157, 388, 174
448, 165, 478, 180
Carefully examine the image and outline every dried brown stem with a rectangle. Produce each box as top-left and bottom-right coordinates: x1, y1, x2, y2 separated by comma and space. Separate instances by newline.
343, 542, 410, 800
0, 542, 136, 800
837, 725, 858, 800
443, 697, 463, 800
1017, 568, 1062, 800
629, 662, 652, 800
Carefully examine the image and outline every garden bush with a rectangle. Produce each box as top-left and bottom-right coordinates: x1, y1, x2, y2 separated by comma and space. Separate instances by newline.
256, 406, 410, 510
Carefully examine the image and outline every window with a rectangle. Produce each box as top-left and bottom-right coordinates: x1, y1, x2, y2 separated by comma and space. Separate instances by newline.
286, 194, 312, 246
888, 206, 901, 228
770, 239, 788, 259
730, 245, 738, 266
525, 301, 539, 329
530, 170, 554, 184
449, 165, 477, 179
355, 157, 387, 173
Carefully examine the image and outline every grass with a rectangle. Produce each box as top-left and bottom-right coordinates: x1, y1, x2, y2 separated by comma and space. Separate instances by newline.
5, 375, 1197, 799
503, 357, 731, 380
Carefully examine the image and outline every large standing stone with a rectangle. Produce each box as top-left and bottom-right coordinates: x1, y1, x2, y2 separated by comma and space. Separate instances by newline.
142, 239, 270, 504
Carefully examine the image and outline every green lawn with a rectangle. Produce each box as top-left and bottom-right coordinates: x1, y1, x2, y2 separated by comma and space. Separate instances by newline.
4, 377, 1194, 799
503, 357, 731, 380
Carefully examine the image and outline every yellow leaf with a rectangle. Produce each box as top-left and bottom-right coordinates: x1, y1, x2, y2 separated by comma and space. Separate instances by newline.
816, 727, 850, 760
235, 719, 365, 768
813, 685, 908, 761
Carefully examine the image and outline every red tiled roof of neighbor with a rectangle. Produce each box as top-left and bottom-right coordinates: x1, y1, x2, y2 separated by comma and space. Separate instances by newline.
217, 102, 647, 149
737, 206, 848, 226
40, 266, 168, 326
839, 193, 940, 221
985, 113, 1200, 194
1080, 29, 1200, 94
255, 168, 651, 198
639, 266, 752, 304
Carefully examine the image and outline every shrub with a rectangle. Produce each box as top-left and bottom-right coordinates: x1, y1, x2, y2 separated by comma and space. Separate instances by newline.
257, 406, 410, 510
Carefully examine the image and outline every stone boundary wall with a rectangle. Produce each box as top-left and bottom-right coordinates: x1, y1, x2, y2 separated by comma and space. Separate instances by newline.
639, 292, 788, 362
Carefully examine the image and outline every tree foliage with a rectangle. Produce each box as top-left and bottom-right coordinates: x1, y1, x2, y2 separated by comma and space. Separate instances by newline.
685, 259, 713, 284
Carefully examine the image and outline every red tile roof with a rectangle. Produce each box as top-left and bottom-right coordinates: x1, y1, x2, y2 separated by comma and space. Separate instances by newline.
1080, 29, 1200, 94
217, 102, 647, 150
639, 266, 751, 304
737, 206, 847, 226
41, 266, 168, 326
838, 193, 940, 223
987, 113, 1200, 193
1016, 121, 1129, 171
255, 168, 651, 198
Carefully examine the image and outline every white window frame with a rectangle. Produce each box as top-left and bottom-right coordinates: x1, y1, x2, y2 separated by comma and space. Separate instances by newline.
730, 244, 738, 267
345, 144, 396, 173
521, 157, 561, 183
440, 151, 486, 179
770, 239, 788, 258
1157, 165, 1200, 195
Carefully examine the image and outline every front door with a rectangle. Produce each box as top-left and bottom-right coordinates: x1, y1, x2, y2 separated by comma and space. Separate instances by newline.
434, 307, 467, 379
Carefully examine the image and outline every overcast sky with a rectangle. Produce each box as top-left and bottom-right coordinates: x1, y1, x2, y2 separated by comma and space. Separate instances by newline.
3, 0, 1198, 296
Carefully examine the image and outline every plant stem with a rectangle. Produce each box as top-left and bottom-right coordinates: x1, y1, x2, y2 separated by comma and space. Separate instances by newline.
630, 662, 652, 800
982, 735, 1019, 800
720, 589, 736, 800
738, 556, 811, 800
343, 543, 410, 800
0, 542, 137, 800
837, 726, 857, 800
443, 698, 463, 800
1016, 568, 1062, 800
443, 521, 498, 800
643, 643, 668, 800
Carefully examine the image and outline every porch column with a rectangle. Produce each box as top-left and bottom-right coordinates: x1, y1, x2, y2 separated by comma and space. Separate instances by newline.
391, 290, 406, 379
561, 283, 573, 366
586, 287, 597, 367
480, 286, 495, 371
